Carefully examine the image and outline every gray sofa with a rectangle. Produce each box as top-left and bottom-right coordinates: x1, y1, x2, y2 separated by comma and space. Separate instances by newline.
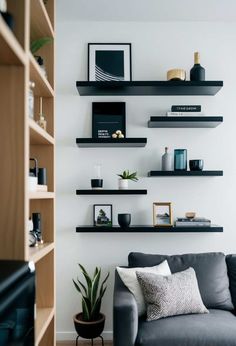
113, 252, 236, 346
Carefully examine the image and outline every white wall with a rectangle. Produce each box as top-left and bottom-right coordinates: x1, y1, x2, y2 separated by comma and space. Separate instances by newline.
56, 20, 236, 340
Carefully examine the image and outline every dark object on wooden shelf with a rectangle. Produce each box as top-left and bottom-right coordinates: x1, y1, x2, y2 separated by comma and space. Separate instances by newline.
38, 168, 47, 185
76, 189, 147, 195
91, 179, 103, 189
76, 225, 223, 233
76, 138, 147, 148
148, 116, 223, 128
0, 11, 14, 30
118, 214, 131, 228
148, 170, 223, 177
74, 313, 105, 345
76, 81, 223, 96
189, 160, 204, 171
190, 52, 205, 81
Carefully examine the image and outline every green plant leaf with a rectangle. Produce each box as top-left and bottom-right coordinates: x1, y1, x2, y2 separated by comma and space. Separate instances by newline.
77, 278, 87, 296
82, 297, 90, 321
93, 267, 99, 279
72, 279, 82, 294
91, 268, 101, 305
91, 297, 102, 320
30, 37, 52, 54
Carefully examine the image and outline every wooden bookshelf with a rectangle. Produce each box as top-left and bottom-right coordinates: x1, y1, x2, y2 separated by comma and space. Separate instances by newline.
0, 0, 55, 344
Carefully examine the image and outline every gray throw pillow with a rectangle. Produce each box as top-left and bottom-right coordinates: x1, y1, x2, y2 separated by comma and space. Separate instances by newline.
137, 267, 208, 321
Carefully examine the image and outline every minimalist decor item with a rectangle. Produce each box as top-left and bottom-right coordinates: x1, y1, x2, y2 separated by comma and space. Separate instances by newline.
117, 260, 171, 316
118, 214, 131, 228
28, 218, 37, 247
162, 147, 173, 171
88, 43, 132, 81
117, 170, 138, 190
30, 37, 52, 78
190, 52, 205, 81
167, 69, 186, 81
72, 264, 109, 345
32, 212, 43, 244
92, 102, 126, 139
36, 97, 47, 131
189, 159, 204, 171
0, 0, 14, 29
28, 81, 35, 119
112, 130, 125, 139
37, 168, 48, 191
29, 157, 38, 191
91, 164, 103, 190
137, 268, 208, 321
167, 104, 203, 116
153, 202, 172, 227
175, 217, 211, 227
93, 204, 112, 227
174, 149, 187, 171
185, 212, 196, 219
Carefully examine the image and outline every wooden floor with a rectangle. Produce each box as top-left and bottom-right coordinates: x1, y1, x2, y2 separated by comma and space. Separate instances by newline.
57, 342, 113, 346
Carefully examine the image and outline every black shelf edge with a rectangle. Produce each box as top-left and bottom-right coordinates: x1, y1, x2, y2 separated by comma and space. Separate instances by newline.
76, 225, 223, 233
148, 171, 223, 177
76, 81, 223, 96
76, 138, 147, 148
76, 189, 147, 195
148, 116, 223, 128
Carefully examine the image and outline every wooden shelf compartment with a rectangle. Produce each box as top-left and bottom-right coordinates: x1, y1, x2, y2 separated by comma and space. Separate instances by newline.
148, 171, 223, 177
29, 242, 54, 263
76, 225, 223, 233
76, 138, 147, 148
38, 316, 55, 346
76, 189, 147, 195
29, 118, 54, 145
30, 199, 54, 243
30, 0, 54, 40
35, 307, 54, 346
76, 81, 223, 96
148, 116, 223, 128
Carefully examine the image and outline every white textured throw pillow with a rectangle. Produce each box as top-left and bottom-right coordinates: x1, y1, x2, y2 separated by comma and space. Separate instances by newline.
117, 260, 171, 315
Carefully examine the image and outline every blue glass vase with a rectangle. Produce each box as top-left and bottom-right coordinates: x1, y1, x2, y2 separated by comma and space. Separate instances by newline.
174, 149, 187, 171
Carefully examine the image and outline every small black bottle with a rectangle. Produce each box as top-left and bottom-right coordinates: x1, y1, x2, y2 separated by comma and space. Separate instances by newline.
190, 52, 205, 81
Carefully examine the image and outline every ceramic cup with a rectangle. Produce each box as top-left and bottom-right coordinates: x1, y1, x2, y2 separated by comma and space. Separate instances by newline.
91, 179, 103, 189
189, 159, 204, 171
118, 214, 131, 228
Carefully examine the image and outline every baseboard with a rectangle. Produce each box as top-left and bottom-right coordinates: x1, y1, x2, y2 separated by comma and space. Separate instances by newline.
56, 331, 113, 341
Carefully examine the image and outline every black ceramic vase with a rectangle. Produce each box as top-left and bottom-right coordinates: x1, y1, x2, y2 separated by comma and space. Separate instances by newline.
91, 179, 103, 189
118, 214, 131, 228
189, 159, 204, 171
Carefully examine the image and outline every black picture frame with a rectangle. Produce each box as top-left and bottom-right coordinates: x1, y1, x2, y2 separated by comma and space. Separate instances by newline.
88, 43, 132, 81
93, 204, 113, 227
92, 102, 126, 139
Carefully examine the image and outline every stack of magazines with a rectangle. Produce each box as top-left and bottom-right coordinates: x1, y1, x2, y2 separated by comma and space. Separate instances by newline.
175, 217, 211, 227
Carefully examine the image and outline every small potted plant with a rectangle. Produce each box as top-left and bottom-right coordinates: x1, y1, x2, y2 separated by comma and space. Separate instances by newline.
73, 264, 109, 341
117, 170, 138, 190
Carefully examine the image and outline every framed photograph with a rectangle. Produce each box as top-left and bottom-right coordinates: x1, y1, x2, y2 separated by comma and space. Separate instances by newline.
93, 204, 112, 227
153, 202, 173, 227
92, 102, 126, 139
88, 43, 132, 81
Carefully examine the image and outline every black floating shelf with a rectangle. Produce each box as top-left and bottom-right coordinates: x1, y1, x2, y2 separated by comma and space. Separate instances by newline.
76, 81, 223, 96
76, 225, 223, 233
76, 138, 147, 148
76, 189, 147, 195
148, 116, 223, 128
148, 171, 223, 177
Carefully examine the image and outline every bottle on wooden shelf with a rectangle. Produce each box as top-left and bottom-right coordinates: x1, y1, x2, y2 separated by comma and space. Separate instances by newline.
28, 81, 35, 119
190, 52, 205, 81
37, 97, 47, 131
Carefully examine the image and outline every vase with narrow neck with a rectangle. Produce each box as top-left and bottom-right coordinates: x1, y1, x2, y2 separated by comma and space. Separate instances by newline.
190, 52, 205, 81
162, 147, 173, 171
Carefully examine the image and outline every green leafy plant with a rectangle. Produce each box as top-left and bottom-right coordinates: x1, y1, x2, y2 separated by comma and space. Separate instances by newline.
117, 170, 138, 181
73, 264, 109, 322
30, 37, 52, 54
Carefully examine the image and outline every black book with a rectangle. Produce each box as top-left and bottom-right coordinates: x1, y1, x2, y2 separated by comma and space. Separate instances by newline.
171, 105, 201, 112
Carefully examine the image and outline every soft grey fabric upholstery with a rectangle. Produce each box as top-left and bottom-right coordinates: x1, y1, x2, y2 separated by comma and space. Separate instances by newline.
129, 252, 233, 310
136, 309, 236, 346
226, 255, 236, 309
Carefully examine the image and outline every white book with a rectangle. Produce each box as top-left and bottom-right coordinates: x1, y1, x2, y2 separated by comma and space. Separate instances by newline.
167, 112, 204, 116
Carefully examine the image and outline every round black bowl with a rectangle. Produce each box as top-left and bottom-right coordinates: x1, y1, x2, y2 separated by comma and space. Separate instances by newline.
118, 214, 131, 228
189, 160, 204, 171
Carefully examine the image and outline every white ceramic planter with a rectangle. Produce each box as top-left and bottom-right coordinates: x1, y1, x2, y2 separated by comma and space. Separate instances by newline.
118, 179, 129, 190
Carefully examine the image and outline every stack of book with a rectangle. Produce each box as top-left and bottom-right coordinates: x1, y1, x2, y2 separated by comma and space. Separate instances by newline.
175, 217, 211, 227
167, 105, 204, 116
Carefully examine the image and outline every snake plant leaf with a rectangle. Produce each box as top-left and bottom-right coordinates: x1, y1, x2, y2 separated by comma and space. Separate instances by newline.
82, 297, 90, 321
91, 298, 102, 320
30, 37, 52, 54
72, 279, 82, 294
93, 266, 99, 279
91, 268, 101, 305
99, 272, 109, 297
77, 278, 87, 296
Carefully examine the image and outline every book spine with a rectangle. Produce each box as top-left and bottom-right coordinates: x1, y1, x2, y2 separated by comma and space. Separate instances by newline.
175, 222, 211, 227
167, 112, 203, 116
171, 105, 201, 112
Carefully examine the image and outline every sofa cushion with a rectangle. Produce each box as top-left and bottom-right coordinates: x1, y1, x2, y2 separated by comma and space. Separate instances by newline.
129, 252, 233, 310
226, 255, 236, 309
135, 309, 236, 346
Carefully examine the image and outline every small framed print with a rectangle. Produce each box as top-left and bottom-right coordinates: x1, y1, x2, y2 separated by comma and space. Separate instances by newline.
153, 202, 173, 227
93, 204, 112, 227
88, 43, 132, 81
92, 102, 126, 139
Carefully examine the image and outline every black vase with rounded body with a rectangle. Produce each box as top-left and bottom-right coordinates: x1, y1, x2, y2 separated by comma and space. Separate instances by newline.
91, 179, 103, 189
190, 52, 205, 81
118, 214, 131, 228
189, 159, 204, 171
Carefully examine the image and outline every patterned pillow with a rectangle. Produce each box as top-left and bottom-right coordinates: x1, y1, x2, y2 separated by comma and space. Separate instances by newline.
136, 267, 208, 321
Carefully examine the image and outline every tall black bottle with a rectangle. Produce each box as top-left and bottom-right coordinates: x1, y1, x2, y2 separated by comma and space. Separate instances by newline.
190, 52, 205, 81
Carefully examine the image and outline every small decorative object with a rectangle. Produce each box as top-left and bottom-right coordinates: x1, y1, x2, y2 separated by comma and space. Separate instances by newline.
112, 130, 125, 139
38, 168, 47, 185
174, 149, 187, 171
91, 164, 103, 190
190, 52, 205, 81
92, 102, 126, 139
0, 0, 14, 30
189, 159, 204, 171
28, 218, 37, 247
117, 170, 138, 190
32, 212, 43, 244
37, 97, 47, 131
72, 264, 109, 344
93, 205, 112, 227
29, 158, 38, 191
88, 43, 132, 81
185, 212, 196, 219
28, 81, 35, 119
167, 69, 186, 81
30, 37, 52, 78
153, 202, 173, 227
118, 214, 131, 228
162, 147, 173, 171
35, 56, 47, 78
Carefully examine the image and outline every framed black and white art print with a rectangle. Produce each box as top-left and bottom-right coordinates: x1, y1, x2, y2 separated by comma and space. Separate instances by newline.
88, 43, 132, 81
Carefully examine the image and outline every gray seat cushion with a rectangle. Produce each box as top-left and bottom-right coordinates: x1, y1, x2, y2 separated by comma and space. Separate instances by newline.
129, 252, 233, 310
135, 309, 236, 346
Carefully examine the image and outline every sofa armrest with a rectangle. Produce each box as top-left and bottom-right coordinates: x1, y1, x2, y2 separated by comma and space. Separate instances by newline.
113, 270, 138, 346
226, 254, 236, 309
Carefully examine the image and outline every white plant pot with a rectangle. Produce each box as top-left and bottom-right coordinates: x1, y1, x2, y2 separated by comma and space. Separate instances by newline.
118, 179, 129, 190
